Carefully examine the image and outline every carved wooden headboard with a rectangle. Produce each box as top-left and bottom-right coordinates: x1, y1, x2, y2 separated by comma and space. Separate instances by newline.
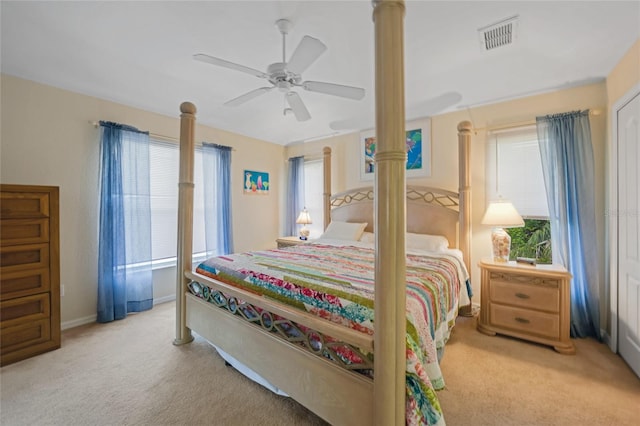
329, 186, 460, 249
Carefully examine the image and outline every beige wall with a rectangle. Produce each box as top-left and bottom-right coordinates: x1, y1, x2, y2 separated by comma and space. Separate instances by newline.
0, 74, 284, 327
287, 84, 609, 309
607, 39, 640, 105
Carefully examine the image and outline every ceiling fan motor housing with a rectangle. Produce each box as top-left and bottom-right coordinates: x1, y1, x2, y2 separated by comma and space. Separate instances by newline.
267, 62, 301, 91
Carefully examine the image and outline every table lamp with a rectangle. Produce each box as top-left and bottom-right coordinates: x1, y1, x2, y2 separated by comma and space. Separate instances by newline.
296, 208, 312, 240
481, 199, 524, 262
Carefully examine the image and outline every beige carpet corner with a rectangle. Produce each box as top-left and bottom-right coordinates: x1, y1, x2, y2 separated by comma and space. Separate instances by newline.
1, 301, 638, 425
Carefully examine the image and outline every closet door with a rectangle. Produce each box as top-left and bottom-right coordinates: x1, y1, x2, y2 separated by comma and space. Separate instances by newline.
618, 91, 640, 377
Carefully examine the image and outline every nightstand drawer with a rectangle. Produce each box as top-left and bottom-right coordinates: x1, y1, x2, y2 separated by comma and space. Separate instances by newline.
490, 304, 559, 340
490, 280, 559, 313
489, 271, 559, 288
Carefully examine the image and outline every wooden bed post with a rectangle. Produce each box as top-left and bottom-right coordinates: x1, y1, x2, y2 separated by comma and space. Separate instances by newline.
457, 120, 475, 317
458, 121, 472, 271
174, 101, 197, 346
323, 146, 331, 230
372, 1, 406, 425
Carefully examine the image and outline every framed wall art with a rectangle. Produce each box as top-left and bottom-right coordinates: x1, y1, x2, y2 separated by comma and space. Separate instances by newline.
359, 118, 431, 181
243, 170, 269, 194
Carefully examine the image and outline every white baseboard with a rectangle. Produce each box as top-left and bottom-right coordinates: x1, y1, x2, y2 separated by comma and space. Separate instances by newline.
601, 329, 614, 352
61, 314, 96, 331
154, 294, 176, 305
61, 295, 176, 331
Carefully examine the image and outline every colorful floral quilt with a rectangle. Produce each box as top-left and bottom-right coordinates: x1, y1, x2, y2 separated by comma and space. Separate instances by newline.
195, 241, 467, 426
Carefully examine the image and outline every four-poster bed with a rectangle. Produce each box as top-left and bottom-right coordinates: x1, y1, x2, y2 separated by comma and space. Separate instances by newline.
173, 2, 474, 425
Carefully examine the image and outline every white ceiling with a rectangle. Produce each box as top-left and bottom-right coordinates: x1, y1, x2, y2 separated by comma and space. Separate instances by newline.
1, 1, 638, 145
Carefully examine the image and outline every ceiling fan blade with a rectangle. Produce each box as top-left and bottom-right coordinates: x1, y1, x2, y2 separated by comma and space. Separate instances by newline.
224, 87, 273, 107
285, 92, 311, 122
287, 36, 327, 75
194, 53, 267, 79
303, 81, 365, 100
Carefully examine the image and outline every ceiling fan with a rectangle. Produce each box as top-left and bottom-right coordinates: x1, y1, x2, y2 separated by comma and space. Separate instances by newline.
194, 19, 365, 122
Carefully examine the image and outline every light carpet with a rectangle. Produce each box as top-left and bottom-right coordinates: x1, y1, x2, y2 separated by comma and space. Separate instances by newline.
1, 301, 638, 425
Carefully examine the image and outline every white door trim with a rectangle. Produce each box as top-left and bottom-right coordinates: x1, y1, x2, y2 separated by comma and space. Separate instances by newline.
609, 82, 640, 353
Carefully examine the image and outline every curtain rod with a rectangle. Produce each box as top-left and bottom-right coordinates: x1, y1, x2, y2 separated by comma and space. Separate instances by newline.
89, 121, 178, 142
480, 108, 602, 134
486, 121, 537, 134
89, 121, 235, 150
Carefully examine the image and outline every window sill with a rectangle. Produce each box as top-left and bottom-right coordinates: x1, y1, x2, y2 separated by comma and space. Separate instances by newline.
151, 253, 208, 271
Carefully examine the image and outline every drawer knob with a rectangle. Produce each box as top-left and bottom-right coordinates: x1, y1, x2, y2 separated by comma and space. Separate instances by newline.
515, 317, 530, 324
515, 292, 530, 299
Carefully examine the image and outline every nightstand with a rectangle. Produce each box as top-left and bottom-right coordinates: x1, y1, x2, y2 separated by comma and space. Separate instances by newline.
276, 236, 308, 248
477, 259, 575, 354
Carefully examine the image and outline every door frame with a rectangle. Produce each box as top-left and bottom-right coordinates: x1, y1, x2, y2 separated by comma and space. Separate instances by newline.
609, 82, 640, 353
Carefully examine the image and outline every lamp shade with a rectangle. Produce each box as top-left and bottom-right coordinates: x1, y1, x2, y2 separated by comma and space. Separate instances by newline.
296, 209, 312, 225
481, 200, 524, 228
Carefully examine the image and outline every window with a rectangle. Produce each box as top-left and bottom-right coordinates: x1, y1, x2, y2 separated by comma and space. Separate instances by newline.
149, 139, 206, 267
486, 126, 548, 218
303, 159, 324, 239
486, 126, 552, 263
507, 218, 552, 263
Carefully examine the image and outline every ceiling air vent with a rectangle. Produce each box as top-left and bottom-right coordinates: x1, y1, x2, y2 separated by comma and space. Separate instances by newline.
478, 15, 519, 51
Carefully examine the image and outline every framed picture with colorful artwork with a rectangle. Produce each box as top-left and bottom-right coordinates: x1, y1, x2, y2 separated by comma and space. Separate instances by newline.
243, 170, 269, 195
359, 118, 431, 181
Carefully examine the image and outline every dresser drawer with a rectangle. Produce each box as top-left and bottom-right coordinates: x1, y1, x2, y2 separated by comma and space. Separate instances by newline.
0, 318, 51, 354
1, 218, 50, 245
0, 191, 50, 219
0, 268, 50, 300
490, 279, 560, 313
0, 293, 50, 327
490, 304, 560, 340
0, 243, 49, 273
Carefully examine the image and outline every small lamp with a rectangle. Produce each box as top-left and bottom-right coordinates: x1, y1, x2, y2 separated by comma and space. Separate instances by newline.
481, 199, 524, 262
296, 208, 312, 240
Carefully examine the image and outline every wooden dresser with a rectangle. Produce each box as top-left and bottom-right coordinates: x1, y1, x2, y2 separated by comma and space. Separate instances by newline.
477, 259, 575, 354
1, 184, 61, 365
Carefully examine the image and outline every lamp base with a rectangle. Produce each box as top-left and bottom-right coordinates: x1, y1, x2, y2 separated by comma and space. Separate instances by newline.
491, 227, 511, 262
299, 227, 310, 240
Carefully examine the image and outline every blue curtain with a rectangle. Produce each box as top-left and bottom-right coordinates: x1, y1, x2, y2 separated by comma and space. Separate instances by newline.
286, 156, 305, 236
97, 121, 153, 323
536, 110, 600, 339
202, 143, 234, 256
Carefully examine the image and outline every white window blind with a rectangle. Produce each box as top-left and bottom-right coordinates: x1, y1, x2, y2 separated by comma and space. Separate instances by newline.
303, 159, 324, 239
149, 140, 206, 263
486, 126, 549, 218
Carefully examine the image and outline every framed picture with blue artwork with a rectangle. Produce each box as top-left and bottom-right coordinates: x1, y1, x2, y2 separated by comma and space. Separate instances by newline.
359, 118, 431, 181
243, 170, 269, 194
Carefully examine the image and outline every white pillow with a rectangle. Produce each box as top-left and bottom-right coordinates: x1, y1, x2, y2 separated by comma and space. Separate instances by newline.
406, 232, 449, 251
319, 221, 368, 241
359, 232, 375, 244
